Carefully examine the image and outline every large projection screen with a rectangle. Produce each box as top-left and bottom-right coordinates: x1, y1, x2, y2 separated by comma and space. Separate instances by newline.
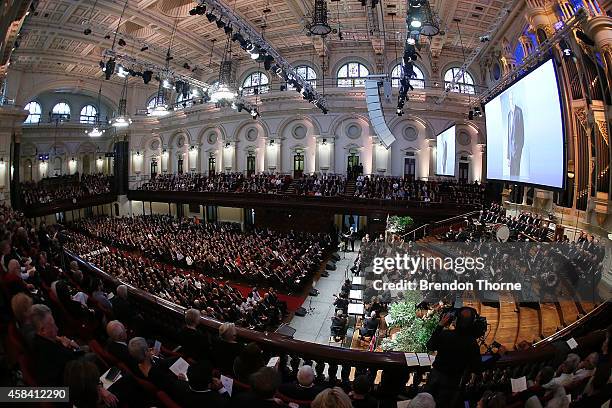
485, 59, 565, 189
436, 126, 456, 176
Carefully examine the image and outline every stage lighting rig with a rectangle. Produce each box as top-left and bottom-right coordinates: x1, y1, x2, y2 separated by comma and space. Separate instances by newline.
195, 0, 327, 113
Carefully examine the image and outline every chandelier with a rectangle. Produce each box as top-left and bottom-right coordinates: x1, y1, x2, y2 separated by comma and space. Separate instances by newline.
307, 0, 331, 36
416, 1, 440, 37
87, 85, 106, 137
148, 80, 169, 117
111, 74, 132, 128
210, 39, 236, 104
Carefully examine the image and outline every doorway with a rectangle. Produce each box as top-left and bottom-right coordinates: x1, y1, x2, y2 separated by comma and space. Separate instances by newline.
208, 155, 216, 175
404, 156, 416, 180
459, 162, 469, 182
246, 154, 256, 177
293, 152, 304, 178
177, 157, 184, 174
150, 158, 158, 177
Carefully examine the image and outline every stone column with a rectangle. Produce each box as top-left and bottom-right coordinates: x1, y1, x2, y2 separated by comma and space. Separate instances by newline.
586, 16, 612, 101
427, 138, 436, 178
524, 0, 557, 44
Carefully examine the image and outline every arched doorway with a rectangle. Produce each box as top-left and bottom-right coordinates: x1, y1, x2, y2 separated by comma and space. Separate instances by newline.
208, 154, 216, 175
404, 152, 416, 180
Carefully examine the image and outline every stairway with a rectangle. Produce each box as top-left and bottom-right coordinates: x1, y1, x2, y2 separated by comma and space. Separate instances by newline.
345, 179, 356, 197
285, 180, 298, 195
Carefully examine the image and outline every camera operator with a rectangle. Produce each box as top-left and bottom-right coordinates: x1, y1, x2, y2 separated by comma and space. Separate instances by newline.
425, 307, 489, 407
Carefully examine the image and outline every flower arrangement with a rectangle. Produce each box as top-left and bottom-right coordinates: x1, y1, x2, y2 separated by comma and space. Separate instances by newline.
380, 291, 441, 353
386, 215, 415, 234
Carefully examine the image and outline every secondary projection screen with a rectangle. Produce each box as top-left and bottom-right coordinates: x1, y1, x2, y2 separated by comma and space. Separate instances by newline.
436, 126, 456, 176
485, 59, 565, 189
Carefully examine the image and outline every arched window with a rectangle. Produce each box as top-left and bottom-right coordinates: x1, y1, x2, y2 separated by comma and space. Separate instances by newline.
295, 65, 317, 88
147, 95, 159, 109
80, 105, 98, 124
24, 101, 42, 124
391, 64, 425, 89
241, 72, 269, 96
337, 62, 369, 87
51, 102, 71, 120
176, 93, 192, 109
444, 67, 475, 94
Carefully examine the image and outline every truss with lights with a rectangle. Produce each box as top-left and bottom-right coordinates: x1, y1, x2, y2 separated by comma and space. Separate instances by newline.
103, 49, 259, 117
194, 0, 328, 113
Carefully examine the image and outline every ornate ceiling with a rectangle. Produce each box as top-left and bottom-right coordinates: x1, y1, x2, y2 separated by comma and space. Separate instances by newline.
11, 0, 518, 81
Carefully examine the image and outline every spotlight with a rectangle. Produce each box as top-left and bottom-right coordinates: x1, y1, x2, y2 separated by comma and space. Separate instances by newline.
116, 65, 128, 78
83, 28, 92, 35
216, 19, 225, 29
140, 46, 148, 51
142, 70, 153, 84
206, 12, 217, 23
468, 110, 474, 120
118, 38, 126, 46
162, 78, 172, 89
410, 19, 422, 28
183, 62, 191, 70
396, 108, 403, 116
175, 81, 184, 94
250, 50, 260, 60
224, 25, 233, 35
407, 37, 416, 45
99, 60, 105, 70
479, 35, 490, 43
251, 109, 259, 119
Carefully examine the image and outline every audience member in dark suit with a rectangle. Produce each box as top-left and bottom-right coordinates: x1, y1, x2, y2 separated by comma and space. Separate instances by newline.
359, 312, 379, 338
330, 310, 348, 341
111, 284, 145, 333
349, 375, 379, 408
213, 323, 244, 375
233, 342, 265, 382
175, 360, 230, 408
105, 320, 135, 369
278, 365, 325, 401
178, 308, 210, 361
30, 304, 84, 385
229, 367, 288, 408
128, 337, 184, 399
333, 293, 349, 314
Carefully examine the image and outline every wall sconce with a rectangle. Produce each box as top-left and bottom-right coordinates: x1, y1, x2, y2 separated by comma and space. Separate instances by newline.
269, 139, 275, 146
225, 142, 231, 149
70, 157, 76, 162
322, 138, 327, 145
189, 145, 196, 151
567, 171, 575, 179
136, 151, 141, 156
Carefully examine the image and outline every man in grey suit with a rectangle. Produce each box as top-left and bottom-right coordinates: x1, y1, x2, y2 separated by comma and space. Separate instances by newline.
506, 92, 524, 177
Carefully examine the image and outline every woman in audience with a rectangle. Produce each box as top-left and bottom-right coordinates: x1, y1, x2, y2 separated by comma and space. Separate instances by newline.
311, 387, 353, 408
64, 359, 118, 408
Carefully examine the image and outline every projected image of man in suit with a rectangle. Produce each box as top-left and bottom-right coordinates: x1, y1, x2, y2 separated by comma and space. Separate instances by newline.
442, 139, 448, 174
506, 92, 524, 178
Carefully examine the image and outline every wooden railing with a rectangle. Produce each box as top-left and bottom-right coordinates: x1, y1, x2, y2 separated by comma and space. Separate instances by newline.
127, 189, 479, 219
64, 249, 609, 396
22, 192, 116, 217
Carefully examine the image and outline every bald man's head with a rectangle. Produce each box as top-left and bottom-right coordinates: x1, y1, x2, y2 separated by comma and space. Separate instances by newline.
8, 259, 20, 275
